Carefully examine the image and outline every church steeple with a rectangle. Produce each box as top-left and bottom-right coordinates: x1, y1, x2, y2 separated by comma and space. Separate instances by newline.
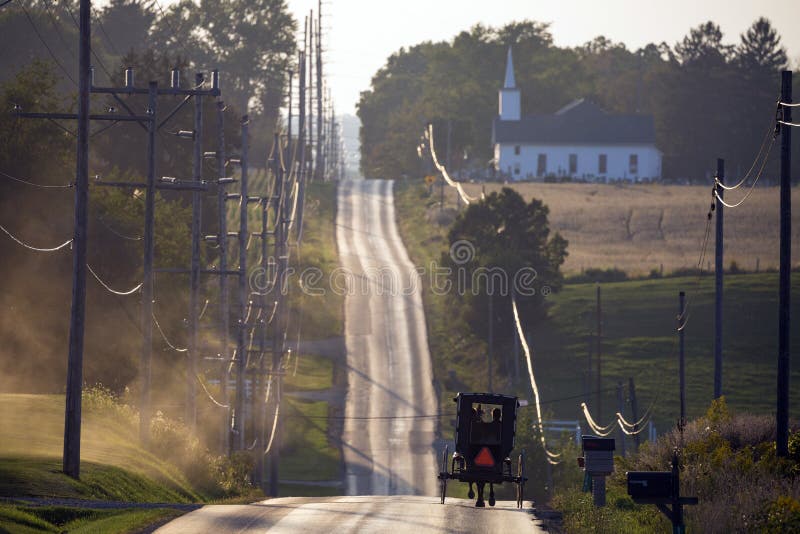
499, 46, 521, 121
504, 46, 516, 88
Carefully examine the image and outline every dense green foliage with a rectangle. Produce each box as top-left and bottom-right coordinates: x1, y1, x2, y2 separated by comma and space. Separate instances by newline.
553, 399, 800, 533
443, 187, 567, 342
358, 18, 797, 183
0, 0, 295, 395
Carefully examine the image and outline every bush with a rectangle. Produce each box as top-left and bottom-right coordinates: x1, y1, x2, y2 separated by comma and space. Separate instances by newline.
82, 386, 254, 499
567, 268, 628, 284
555, 398, 800, 533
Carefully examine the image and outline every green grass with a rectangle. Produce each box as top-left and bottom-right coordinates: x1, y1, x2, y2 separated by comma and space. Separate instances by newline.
395, 180, 800, 430
0, 457, 191, 503
394, 179, 800, 504
283, 353, 334, 392
536, 273, 800, 432
0, 505, 183, 534
0, 394, 201, 502
281, 399, 341, 483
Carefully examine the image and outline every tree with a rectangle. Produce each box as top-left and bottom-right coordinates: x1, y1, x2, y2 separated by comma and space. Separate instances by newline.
674, 21, 732, 67
150, 0, 295, 114
98, 0, 155, 56
736, 17, 787, 72
442, 188, 567, 345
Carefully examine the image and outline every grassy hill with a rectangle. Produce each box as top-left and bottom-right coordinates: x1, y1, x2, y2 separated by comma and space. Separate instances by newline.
395, 180, 800, 441
0, 391, 218, 533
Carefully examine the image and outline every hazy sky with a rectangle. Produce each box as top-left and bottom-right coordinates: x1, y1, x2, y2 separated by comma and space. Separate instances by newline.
285, 0, 800, 116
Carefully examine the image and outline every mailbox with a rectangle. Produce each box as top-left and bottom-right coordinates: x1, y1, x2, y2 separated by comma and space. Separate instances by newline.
581, 435, 615, 475
627, 471, 673, 501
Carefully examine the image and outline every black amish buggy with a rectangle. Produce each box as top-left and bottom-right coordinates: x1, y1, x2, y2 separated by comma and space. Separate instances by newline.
437, 392, 527, 507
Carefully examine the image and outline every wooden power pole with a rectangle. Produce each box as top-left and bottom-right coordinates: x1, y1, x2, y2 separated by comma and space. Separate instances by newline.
714, 158, 724, 399
63, 0, 91, 479
777, 70, 792, 457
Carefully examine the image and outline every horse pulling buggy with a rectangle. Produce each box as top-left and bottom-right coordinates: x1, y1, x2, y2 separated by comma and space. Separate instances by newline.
437, 392, 527, 507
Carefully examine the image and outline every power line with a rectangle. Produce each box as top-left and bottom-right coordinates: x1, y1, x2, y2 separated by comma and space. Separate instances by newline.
61, 0, 113, 82
0, 223, 72, 252
87, 263, 142, 295
20, 4, 78, 86
92, 7, 120, 57
511, 296, 561, 463
0, 169, 72, 189
96, 215, 142, 241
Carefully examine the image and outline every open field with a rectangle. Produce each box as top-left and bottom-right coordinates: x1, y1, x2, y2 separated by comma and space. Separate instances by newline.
460, 182, 800, 276
395, 180, 800, 445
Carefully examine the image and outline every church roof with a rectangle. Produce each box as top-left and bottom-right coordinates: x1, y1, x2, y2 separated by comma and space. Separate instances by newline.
493, 99, 656, 145
503, 47, 516, 89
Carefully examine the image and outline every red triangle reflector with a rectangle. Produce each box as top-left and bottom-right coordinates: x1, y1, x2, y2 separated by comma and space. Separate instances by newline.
474, 447, 495, 467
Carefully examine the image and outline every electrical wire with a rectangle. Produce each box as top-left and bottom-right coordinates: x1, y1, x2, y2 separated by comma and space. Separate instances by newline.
92, 7, 120, 57
777, 120, 800, 128
152, 310, 188, 352
713, 136, 773, 208
580, 403, 616, 436
715, 121, 774, 191
87, 264, 142, 295
427, 124, 483, 206
778, 101, 800, 108
0, 169, 72, 189
0, 223, 72, 252
60, 0, 113, 82
97, 215, 142, 241
511, 296, 560, 461
20, 4, 77, 86
196, 373, 230, 408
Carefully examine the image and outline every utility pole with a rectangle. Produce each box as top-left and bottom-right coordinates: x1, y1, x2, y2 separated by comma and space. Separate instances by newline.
714, 158, 724, 399
315, 1, 324, 181
139, 81, 157, 447
295, 24, 307, 242
488, 292, 493, 392
596, 283, 602, 423
234, 115, 250, 451
777, 70, 792, 458
254, 138, 275, 487
629, 377, 640, 450
617, 381, 626, 457
268, 134, 288, 497
679, 291, 686, 429
63, 0, 91, 479
307, 10, 315, 184
187, 73, 204, 432
216, 100, 231, 455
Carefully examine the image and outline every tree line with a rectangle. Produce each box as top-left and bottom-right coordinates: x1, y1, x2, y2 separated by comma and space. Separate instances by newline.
0, 0, 295, 392
358, 18, 798, 184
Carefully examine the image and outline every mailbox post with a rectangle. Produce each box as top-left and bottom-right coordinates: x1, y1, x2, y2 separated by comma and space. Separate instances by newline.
627, 449, 698, 533
580, 435, 615, 507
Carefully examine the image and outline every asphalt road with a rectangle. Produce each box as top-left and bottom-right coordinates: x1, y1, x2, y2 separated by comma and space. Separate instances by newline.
154, 496, 541, 533
156, 179, 544, 533
337, 178, 438, 496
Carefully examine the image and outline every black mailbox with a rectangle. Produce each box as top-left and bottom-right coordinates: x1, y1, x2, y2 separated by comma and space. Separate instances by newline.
627, 471, 673, 501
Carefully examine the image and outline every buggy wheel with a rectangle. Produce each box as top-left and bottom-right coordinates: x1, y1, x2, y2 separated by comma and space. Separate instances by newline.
439, 444, 449, 504
516, 452, 525, 509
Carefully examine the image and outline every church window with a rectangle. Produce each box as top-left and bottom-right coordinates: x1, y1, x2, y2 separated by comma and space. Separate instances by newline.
629, 154, 638, 174
569, 154, 578, 174
598, 154, 607, 174
514, 145, 521, 155
537, 154, 547, 176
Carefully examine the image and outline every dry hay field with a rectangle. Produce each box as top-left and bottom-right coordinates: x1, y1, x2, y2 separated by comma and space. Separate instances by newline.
460, 182, 800, 276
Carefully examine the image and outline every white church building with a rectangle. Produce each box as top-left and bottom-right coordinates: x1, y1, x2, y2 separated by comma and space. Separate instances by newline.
492, 48, 662, 182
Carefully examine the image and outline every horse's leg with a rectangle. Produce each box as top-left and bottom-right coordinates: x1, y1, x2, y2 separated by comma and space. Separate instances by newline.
475, 482, 486, 507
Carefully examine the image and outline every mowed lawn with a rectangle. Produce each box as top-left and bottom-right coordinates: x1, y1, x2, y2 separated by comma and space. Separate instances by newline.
531, 273, 800, 434
461, 182, 800, 276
